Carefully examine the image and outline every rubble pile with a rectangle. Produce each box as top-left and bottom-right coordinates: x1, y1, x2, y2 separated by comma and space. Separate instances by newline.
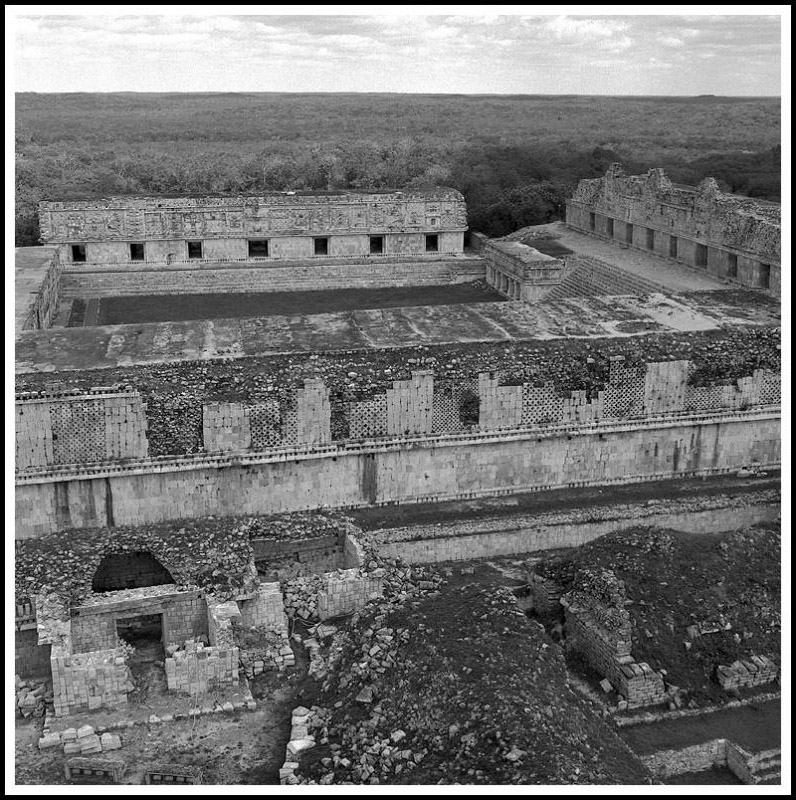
285, 564, 648, 785
15, 675, 48, 719
283, 576, 323, 622
239, 627, 295, 675
535, 523, 781, 702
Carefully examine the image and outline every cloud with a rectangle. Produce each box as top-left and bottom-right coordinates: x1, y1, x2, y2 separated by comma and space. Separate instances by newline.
10, 12, 783, 96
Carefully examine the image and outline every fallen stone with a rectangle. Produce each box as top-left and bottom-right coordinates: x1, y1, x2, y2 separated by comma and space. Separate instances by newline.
38, 735, 60, 750
356, 686, 374, 704
504, 746, 526, 762
287, 737, 316, 756
599, 678, 614, 693
76, 725, 94, 739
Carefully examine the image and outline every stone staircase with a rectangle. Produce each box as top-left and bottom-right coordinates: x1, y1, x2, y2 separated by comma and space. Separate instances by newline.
543, 255, 668, 301
61, 258, 486, 298
750, 748, 781, 784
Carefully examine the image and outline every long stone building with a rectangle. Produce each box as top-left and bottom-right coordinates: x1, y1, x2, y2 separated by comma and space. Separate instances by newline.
38, 188, 468, 265
565, 165, 780, 296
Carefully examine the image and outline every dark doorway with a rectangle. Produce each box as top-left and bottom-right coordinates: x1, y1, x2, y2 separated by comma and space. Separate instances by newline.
669, 235, 678, 258
758, 263, 771, 289
589, 212, 596, 232
727, 253, 738, 279
695, 243, 708, 268
606, 218, 614, 238
625, 223, 633, 244
646, 228, 655, 250
117, 613, 167, 704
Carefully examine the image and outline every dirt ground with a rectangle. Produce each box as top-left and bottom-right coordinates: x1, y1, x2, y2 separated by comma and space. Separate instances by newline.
15, 642, 318, 786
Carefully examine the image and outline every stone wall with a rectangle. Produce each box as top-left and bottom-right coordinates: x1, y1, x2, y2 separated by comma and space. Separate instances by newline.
39, 190, 467, 262
561, 568, 667, 708
239, 582, 289, 634
15, 412, 781, 538
641, 739, 728, 779
69, 587, 207, 654
20, 248, 62, 331
716, 655, 778, 690
165, 641, 240, 696
316, 569, 384, 620
50, 644, 130, 717
16, 387, 149, 472
15, 629, 52, 678
371, 500, 780, 565
59, 257, 484, 297
566, 166, 780, 295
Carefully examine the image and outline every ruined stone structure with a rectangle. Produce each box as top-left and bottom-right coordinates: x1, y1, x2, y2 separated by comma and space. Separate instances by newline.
566, 165, 781, 296
14, 175, 781, 740
38, 189, 467, 265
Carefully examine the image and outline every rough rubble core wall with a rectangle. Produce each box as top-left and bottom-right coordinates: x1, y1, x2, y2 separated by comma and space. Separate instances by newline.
38, 190, 468, 261
255, 537, 348, 581
69, 588, 207, 654
15, 414, 780, 538
561, 568, 667, 708
22, 250, 62, 331
716, 655, 779, 690
16, 389, 149, 471
50, 644, 130, 717
566, 166, 780, 294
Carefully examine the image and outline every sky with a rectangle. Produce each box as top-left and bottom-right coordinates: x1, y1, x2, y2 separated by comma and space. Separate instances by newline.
9, 7, 786, 96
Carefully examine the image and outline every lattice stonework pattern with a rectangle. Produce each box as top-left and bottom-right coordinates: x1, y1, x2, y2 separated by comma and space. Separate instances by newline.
250, 400, 283, 451
603, 362, 646, 419
347, 396, 389, 440
522, 384, 565, 426
50, 400, 107, 465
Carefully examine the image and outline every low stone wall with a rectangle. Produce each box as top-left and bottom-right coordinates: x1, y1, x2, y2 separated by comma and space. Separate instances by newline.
60, 258, 484, 297
316, 569, 384, 620
51, 644, 131, 717
239, 582, 289, 633
528, 573, 564, 619
717, 655, 778, 691
165, 640, 239, 695
641, 738, 727, 779
370, 497, 780, 565
20, 248, 62, 332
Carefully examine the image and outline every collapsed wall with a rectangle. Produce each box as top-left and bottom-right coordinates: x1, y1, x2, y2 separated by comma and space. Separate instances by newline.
561, 568, 667, 708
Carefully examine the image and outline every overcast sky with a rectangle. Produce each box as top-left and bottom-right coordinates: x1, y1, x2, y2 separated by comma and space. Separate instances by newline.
11, 9, 785, 95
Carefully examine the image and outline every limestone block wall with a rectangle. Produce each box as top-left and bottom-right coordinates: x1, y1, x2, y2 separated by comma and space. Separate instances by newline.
69, 587, 207, 654
16, 388, 149, 471
385, 371, 434, 436
716, 655, 778, 690
59, 257, 485, 296
165, 641, 240, 695
51, 644, 130, 717
566, 166, 780, 294
15, 413, 781, 538
641, 739, 728, 780
285, 379, 332, 446
21, 249, 62, 331
207, 599, 241, 649
239, 583, 289, 635
203, 402, 251, 453
316, 569, 384, 620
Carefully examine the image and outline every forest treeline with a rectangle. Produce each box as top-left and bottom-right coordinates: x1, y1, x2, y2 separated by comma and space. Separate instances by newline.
15, 93, 781, 245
